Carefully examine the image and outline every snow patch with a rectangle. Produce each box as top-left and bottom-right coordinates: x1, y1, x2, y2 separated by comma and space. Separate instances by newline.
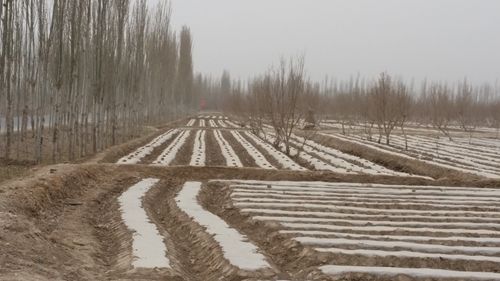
232, 189, 500, 207
297, 237, 500, 255
217, 120, 228, 128
266, 133, 346, 173
175, 181, 270, 271
153, 130, 191, 165
230, 131, 275, 169
291, 134, 420, 177
225, 120, 240, 128
324, 133, 500, 179
280, 230, 500, 244
218, 179, 500, 278
213, 130, 243, 167
209, 119, 218, 127
190, 130, 206, 166
186, 119, 196, 127
118, 178, 170, 268
118, 129, 178, 164
244, 132, 306, 171
320, 265, 500, 280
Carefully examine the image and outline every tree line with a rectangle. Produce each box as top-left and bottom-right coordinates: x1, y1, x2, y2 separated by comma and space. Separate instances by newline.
212, 58, 500, 153
319, 76, 500, 143
0, 0, 195, 163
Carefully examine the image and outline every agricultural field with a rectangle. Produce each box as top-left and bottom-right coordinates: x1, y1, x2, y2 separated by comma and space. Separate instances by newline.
317, 121, 500, 179
2, 1, 499, 280
210, 179, 500, 280
320, 121, 500, 138
108, 176, 500, 280
96, 116, 500, 280
116, 115, 425, 178
2, 114, 500, 281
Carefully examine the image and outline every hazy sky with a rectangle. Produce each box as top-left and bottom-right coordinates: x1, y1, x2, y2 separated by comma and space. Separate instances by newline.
161, 0, 499, 83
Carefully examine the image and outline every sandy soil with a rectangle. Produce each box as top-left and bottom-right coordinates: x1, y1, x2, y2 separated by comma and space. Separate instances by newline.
240, 132, 285, 169
203, 180, 500, 280
307, 132, 489, 181
170, 130, 196, 166
0, 158, 32, 184
221, 130, 257, 167
205, 130, 226, 166
2, 162, 500, 280
2, 119, 500, 281
139, 131, 181, 164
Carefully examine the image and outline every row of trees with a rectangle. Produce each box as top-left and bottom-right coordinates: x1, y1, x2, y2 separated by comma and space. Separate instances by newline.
321, 77, 500, 143
321, 74, 413, 145
0, 0, 195, 162
214, 60, 499, 151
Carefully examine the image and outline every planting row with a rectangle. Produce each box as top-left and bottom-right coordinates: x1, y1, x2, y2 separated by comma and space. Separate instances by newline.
118, 128, 299, 169
197, 115, 229, 119
324, 132, 500, 179
320, 120, 500, 136
221, 180, 500, 280
184, 116, 241, 128
117, 128, 428, 178
118, 129, 422, 177
262, 131, 424, 178
117, 178, 500, 279
117, 129, 179, 164
117, 179, 274, 279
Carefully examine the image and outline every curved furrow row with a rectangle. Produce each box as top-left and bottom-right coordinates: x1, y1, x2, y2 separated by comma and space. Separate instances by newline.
211, 180, 500, 280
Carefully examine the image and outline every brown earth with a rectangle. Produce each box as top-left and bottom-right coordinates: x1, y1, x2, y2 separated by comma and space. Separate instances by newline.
97, 116, 191, 164
171, 130, 196, 166
221, 130, 257, 168
203, 181, 500, 280
1, 162, 499, 280
2, 119, 500, 281
0, 125, 159, 165
140, 130, 181, 164
307, 132, 488, 181
0, 158, 33, 184
240, 132, 285, 169
205, 130, 226, 166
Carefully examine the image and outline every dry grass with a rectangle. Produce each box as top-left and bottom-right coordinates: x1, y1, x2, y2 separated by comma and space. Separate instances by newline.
0, 117, 189, 185
0, 126, 155, 164
0, 159, 33, 184
0, 127, 152, 185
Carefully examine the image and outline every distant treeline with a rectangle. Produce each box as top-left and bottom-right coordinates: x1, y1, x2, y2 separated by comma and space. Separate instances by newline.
208, 58, 500, 149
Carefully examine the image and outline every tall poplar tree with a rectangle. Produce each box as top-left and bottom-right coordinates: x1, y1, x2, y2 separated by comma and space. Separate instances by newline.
176, 26, 194, 112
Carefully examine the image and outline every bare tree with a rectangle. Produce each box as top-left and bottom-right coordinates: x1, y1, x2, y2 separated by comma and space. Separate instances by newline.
262, 57, 306, 155
492, 101, 500, 139
455, 79, 478, 143
395, 80, 412, 150
369, 73, 402, 145
427, 83, 455, 141
176, 26, 194, 114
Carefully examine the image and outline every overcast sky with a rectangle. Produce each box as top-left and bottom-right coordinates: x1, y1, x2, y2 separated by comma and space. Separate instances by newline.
161, 0, 499, 84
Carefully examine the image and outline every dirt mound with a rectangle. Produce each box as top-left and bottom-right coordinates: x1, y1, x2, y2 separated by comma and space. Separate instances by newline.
0, 164, 134, 280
